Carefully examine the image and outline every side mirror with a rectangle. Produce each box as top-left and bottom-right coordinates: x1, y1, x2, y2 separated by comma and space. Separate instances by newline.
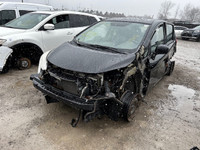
44, 24, 55, 30
155, 45, 170, 55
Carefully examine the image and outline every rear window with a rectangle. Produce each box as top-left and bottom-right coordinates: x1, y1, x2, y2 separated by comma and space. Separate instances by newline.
19, 10, 33, 16
0, 10, 16, 25
69, 14, 90, 27
88, 16, 97, 24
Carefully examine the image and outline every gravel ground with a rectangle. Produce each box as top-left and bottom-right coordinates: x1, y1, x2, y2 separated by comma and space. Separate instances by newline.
0, 39, 200, 150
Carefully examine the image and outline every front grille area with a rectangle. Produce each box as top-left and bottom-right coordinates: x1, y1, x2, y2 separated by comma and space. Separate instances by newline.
43, 63, 102, 96
182, 31, 193, 37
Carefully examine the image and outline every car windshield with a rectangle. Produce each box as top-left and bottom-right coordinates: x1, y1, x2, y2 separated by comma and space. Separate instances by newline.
4, 13, 49, 29
75, 21, 149, 53
194, 25, 200, 30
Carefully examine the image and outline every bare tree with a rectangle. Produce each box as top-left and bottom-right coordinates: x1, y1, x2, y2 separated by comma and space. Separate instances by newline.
180, 4, 200, 22
174, 5, 180, 19
157, 0, 175, 20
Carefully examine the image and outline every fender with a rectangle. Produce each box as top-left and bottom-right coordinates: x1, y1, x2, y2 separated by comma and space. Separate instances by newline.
0, 46, 13, 72
3, 32, 44, 53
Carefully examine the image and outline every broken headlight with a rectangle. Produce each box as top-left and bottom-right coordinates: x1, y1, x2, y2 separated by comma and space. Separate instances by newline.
38, 50, 50, 74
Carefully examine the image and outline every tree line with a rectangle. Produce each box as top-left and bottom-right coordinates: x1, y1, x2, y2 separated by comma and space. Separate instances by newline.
78, 9, 126, 18
158, 0, 200, 22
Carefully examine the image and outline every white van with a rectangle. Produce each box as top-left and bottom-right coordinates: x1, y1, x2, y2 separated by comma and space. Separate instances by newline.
0, 2, 53, 25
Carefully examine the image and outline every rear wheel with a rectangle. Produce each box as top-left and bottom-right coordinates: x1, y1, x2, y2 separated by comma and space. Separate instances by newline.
166, 61, 175, 76
17, 57, 32, 70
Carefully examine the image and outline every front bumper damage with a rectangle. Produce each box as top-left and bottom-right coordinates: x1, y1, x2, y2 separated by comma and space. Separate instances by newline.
30, 74, 124, 125
0, 46, 13, 72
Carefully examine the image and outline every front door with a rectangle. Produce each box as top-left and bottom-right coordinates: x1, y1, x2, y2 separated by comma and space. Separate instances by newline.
149, 24, 167, 86
41, 14, 76, 52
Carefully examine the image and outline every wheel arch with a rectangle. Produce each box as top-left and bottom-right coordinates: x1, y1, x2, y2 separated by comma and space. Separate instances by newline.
11, 42, 44, 63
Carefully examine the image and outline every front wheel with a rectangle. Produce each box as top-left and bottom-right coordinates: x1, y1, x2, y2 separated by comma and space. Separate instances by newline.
121, 91, 139, 122
17, 57, 32, 70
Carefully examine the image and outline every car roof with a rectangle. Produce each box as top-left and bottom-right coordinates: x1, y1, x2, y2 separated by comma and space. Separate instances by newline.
106, 17, 165, 25
174, 26, 188, 28
31, 10, 99, 17
0, 2, 52, 8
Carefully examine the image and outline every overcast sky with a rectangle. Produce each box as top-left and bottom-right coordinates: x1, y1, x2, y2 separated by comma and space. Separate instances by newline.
1, 0, 200, 18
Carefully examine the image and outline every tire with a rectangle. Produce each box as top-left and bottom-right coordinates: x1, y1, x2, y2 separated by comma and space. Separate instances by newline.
182, 37, 188, 40
166, 61, 175, 76
121, 91, 139, 122
196, 37, 200, 42
17, 57, 32, 70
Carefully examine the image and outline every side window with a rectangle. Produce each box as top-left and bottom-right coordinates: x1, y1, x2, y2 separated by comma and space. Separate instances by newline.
88, 16, 97, 25
151, 25, 164, 53
69, 14, 90, 27
47, 15, 70, 29
166, 24, 173, 42
0, 10, 16, 25
19, 10, 33, 16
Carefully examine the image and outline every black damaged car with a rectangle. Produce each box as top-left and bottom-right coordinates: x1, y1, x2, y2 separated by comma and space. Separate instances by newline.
181, 25, 200, 41
31, 18, 176, 126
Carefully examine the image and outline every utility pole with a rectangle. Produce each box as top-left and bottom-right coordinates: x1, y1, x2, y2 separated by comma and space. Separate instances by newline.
22, 0, 23, 3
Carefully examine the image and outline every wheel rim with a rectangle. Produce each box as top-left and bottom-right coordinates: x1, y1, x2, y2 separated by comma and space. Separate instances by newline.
21, 60, 29, 68
17, 58, 31, 70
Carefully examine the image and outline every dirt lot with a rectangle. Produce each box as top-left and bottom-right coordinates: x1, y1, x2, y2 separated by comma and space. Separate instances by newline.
0, 40, 200, 150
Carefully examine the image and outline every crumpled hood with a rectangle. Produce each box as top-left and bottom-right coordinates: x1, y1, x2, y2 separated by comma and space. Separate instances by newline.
0, 27, 25, 37
47, 42, 136, 74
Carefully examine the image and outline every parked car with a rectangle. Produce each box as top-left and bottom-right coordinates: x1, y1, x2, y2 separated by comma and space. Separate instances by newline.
174, 26, 188, 38
0, 11, 101, 73
31, 18, 176, 126
0, 2, 53, 25
181, 25, 200, 41
173, 20, 200, 29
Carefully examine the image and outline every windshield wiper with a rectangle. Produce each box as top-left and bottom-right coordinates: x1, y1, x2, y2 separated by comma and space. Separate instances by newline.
89, 44, 126, 54
73, 39, 126, 54
73, 39, 95, 49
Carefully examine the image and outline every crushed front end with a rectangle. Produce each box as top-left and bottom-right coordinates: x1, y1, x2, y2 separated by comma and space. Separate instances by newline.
30, 62, 133, 124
